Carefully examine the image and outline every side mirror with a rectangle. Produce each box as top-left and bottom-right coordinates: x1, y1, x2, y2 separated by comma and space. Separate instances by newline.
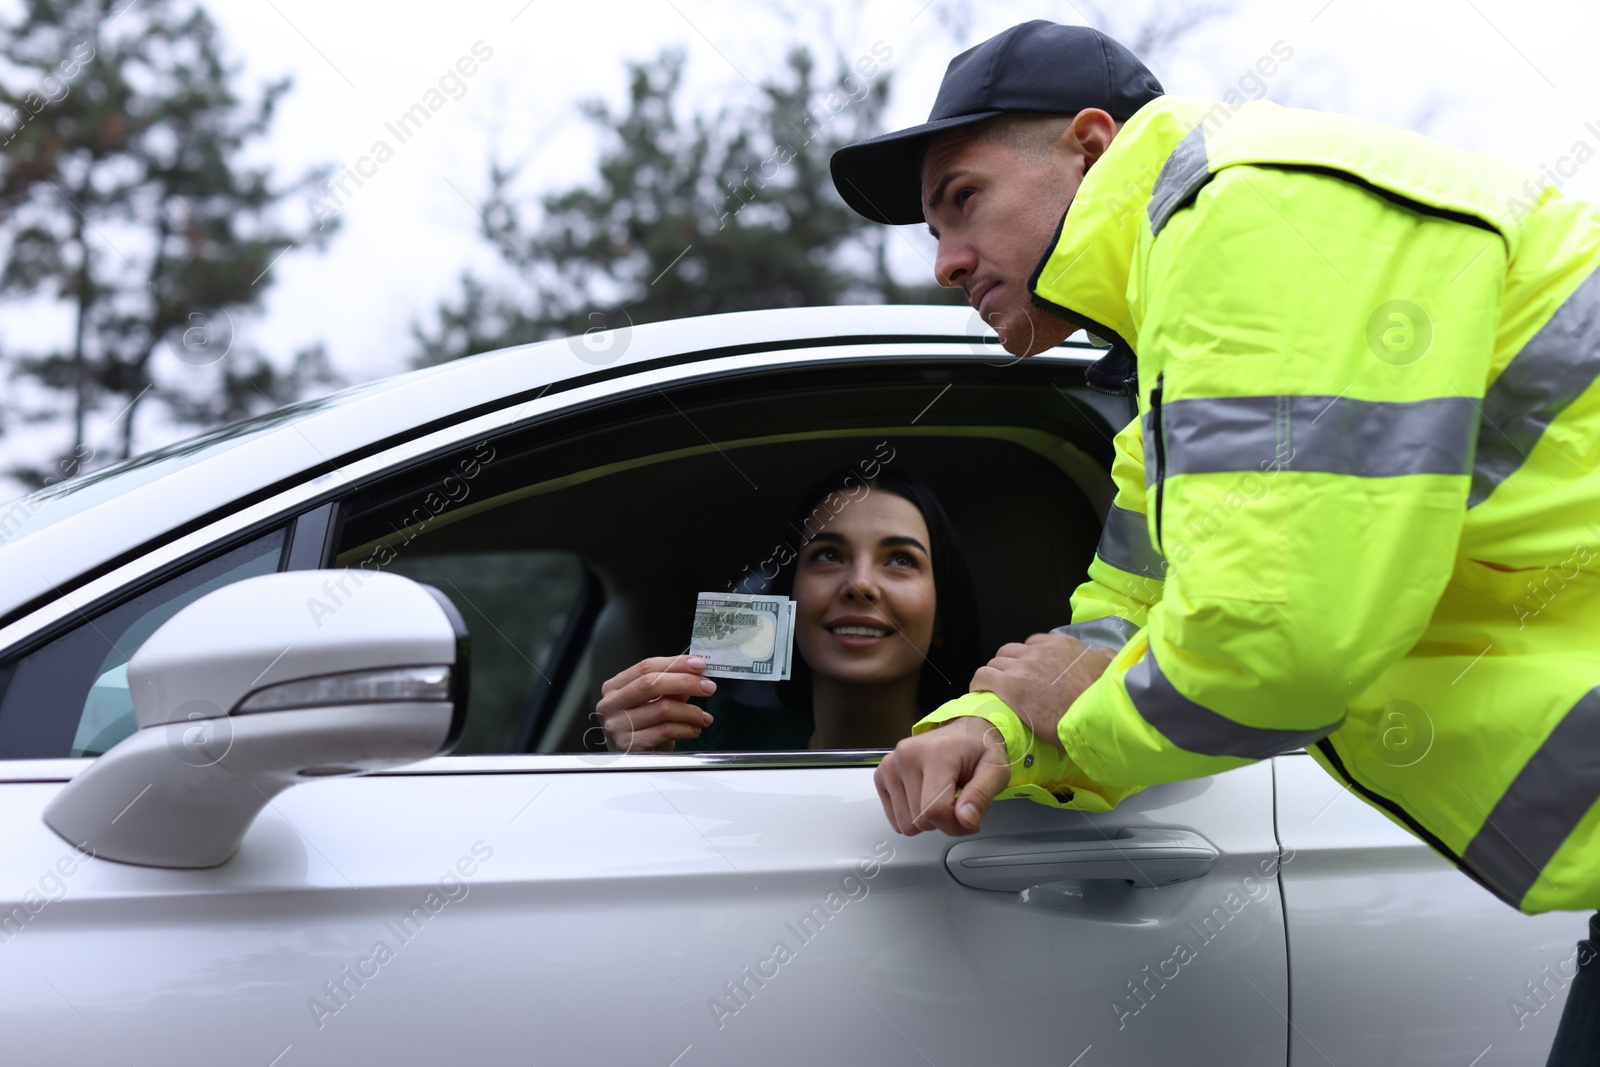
43, 570, 469, 868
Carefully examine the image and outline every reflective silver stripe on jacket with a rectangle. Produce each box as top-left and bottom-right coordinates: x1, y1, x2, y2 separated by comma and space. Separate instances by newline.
1142, 395, 1478, 485
1461, 686, 1600, 907
1469, 265, 1600, 507
1125, 647, 1343, 759
1096, 503, 1168, 578
1051, 616, 1141, 651
1148, 124, 1211, 235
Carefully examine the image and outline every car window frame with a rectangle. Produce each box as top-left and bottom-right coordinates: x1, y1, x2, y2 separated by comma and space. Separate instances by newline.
322, 355, 1124, 767
0, 343, 1126, 776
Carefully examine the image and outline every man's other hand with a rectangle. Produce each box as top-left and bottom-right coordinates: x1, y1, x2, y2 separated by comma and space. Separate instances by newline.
875, 716, 1012, 836
970, 633, 1115, 749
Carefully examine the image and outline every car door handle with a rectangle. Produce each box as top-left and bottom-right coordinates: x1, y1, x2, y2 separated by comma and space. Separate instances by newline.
944, 828, 1218, 892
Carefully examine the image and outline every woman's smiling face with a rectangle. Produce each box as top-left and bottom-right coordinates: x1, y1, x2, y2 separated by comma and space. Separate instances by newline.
792, 489, 937, 690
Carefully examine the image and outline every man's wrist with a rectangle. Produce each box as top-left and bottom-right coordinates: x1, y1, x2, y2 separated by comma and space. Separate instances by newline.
916, 693, 1071, 785
1018, 705, 1069, 750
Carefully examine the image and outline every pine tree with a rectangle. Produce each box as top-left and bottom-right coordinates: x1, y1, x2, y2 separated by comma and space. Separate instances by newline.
414, 46, 956, 367
0, 0, 339, 483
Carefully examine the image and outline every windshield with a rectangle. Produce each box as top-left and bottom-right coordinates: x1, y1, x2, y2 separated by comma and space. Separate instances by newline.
0, 379, 392, 550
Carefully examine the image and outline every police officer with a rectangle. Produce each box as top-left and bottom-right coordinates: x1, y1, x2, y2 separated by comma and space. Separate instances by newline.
835, 20, 1600, 1064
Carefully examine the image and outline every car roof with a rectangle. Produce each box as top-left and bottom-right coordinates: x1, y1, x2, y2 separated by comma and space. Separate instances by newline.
0, 304, 1102, 624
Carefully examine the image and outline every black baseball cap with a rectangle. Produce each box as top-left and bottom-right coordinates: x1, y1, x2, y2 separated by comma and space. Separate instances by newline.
830, 21, 1163, 225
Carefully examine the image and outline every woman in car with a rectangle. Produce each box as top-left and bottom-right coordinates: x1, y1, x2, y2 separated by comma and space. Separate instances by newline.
596, 468, 981, 751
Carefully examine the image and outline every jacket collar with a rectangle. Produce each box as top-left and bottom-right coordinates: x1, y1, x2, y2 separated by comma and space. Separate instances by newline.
1030, 97, 1210, 363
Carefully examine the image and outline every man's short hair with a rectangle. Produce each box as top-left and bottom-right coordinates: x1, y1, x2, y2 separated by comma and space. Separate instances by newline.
970, 112, 1076, 161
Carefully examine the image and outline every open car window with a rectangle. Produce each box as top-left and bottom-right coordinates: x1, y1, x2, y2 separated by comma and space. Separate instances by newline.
329, 358, 1116, 761
380, 550, 596, 753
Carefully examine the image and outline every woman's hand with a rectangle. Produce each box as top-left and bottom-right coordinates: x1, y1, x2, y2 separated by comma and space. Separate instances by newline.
596, 655, 717, 752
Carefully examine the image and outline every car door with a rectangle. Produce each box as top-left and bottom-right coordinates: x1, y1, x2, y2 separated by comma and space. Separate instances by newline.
1275, 751, 1581, 1065
0, 756, 1286, 1065
0, 340, 1290, 1065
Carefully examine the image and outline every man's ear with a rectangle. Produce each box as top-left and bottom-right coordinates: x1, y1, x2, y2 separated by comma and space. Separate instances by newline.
1069, 108, 1119, 169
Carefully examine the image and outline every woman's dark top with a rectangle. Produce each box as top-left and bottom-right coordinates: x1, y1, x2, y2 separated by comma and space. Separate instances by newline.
674, 682, 814, 752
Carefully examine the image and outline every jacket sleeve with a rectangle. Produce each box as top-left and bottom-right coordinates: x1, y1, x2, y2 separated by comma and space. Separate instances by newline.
914, 693, 1143, 811
1058, 163, 1504, 787
908, 423, 1159, 812
1055, 416, 1165, 651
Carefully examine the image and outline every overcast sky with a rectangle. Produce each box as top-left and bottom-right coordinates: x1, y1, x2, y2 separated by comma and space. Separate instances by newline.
3, 0, 1598, 493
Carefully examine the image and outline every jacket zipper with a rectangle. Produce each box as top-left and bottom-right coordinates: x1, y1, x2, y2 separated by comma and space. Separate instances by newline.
1150, 372, 1167, 552
1313, 739, 1510, 906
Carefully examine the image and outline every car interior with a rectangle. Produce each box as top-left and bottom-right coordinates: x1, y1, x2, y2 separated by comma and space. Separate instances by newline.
329, 357, 1124, 757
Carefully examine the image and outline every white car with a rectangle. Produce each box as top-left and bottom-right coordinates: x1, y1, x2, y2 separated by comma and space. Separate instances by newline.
0, 305, 1582, 1065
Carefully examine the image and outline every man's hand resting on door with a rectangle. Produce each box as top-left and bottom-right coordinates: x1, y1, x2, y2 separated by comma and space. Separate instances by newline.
874, 716, 1012, 836
875, 633, 1117, 836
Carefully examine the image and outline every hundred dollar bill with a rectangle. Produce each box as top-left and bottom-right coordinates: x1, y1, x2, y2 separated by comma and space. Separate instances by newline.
690, 592, 795, 681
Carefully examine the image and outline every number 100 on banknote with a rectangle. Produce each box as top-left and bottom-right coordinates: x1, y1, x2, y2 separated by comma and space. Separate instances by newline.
689, 592, 796, 681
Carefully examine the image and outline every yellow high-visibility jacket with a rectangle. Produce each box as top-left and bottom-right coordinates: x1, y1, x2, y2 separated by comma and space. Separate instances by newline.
917, 95, 1600, 914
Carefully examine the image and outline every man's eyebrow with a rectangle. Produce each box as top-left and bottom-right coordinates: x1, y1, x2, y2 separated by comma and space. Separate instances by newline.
923, 169, 967, 231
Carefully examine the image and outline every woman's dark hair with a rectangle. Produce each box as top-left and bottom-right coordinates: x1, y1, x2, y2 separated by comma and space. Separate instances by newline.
766, 467, 982, 717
